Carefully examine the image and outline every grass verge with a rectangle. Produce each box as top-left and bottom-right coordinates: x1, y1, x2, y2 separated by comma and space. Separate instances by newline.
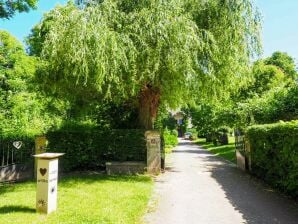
0, 174, 153, 224
195, 137, 236, 163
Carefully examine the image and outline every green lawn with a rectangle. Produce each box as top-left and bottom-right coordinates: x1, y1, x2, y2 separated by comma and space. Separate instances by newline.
0, 174, 153, 224
195, 137, 236, 163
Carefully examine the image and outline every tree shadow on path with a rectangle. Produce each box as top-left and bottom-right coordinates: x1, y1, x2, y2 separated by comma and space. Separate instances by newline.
180, 142, 298, 224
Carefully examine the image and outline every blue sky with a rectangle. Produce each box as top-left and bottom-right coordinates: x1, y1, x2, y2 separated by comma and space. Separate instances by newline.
0, 0, 298, 62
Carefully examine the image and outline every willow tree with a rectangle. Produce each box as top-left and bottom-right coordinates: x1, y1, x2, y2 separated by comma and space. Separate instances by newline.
37, 0, 261, 129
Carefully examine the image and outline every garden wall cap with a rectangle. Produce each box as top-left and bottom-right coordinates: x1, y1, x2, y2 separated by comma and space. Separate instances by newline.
33, 153, 65, 159
145, 130, 160, 138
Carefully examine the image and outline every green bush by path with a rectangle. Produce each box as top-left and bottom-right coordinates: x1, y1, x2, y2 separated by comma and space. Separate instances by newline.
46, 127, 147, 171
0, 174, 153, 224
247, 120, 298, 197
163, 129, 178, 148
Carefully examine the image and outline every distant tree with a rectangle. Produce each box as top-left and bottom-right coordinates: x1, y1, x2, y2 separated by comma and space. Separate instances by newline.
34, 0, 261, 129
251, 61, 286, 95
265, 51, 297, 79
0, 0, 38, 19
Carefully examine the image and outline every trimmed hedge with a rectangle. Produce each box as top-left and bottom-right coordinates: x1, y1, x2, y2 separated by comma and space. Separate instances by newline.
247, 120, 298, 197
46, 128, 147, 171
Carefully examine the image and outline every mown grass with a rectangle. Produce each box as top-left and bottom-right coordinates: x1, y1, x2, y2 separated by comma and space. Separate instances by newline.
0, 174, 153, 224
195, 137, 236, 163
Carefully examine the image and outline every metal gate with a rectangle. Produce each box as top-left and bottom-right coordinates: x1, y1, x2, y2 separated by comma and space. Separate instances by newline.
0, 134, 34, 183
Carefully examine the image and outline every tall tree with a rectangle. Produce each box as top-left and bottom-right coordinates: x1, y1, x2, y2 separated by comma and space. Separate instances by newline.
0, 0, 38, 19
35, 0, 261, 129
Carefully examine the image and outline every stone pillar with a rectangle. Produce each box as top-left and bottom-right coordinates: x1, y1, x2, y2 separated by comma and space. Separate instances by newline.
33, 153, 64, 214
145, 131, 161, 174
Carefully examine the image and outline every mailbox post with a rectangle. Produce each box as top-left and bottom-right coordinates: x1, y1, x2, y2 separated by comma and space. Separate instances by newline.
33, 153, 64, 214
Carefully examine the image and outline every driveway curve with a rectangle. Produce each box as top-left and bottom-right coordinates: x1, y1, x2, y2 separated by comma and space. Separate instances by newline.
144, 139, 298, 224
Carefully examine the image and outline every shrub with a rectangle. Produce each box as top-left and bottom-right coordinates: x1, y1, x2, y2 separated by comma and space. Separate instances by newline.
46, 126, 147, 171
186, 128, 198, 140
163, 129, 178, 147
247, 120, 298, 197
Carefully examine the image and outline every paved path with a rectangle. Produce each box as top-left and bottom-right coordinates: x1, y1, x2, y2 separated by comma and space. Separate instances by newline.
144, 139, 298, 224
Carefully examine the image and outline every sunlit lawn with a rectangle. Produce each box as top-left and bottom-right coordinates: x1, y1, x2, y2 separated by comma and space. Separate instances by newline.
0, 174, 153, 224
196, 137, 236, 163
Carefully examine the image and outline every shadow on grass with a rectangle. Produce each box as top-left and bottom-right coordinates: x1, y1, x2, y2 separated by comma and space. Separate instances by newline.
1, 173, 151, 194
0, 180, 34, 195
0, 205, 35, 214
58, 173, 151, 188
196, 139, 236, 163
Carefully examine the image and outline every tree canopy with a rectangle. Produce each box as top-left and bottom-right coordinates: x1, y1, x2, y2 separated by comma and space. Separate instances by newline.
0, 0, 38, 19
33, 0, 261, 129
0, 30, 67, 134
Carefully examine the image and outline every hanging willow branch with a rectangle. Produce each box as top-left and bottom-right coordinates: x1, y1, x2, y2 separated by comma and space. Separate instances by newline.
36, 0, 261, 127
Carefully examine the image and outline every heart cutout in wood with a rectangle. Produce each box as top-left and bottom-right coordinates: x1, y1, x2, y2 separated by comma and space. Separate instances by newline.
39, 168, 47, 176
13, 141, 22, 149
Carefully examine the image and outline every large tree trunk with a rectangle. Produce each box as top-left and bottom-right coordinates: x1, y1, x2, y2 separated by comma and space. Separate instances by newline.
138, 85, 160, 130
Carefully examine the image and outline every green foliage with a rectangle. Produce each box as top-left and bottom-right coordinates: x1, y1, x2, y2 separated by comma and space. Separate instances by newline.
190, 51, 298, 134
64, 100, 140, 129
26, 2, 77, 56
234, 84, 298, 127
0, 0, 38, 19
30, 0, 261, 127
46, 126, 147, 171
186, 128, 198, 140
247, 120, 298, 197
154, 106, 177, 131
0, 30, 66, 135
163, 128, 178, 147
265, 51, 297, 80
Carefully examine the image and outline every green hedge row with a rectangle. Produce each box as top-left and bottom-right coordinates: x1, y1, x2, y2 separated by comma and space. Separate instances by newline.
46, 128, 147, 171
247, 120, 298, 197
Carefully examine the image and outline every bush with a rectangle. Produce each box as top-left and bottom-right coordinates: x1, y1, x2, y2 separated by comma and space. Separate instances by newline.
46, 126, 147, 171
163, 129, 178, 147
186, 128, 198, 140
247, 120, 298, 197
